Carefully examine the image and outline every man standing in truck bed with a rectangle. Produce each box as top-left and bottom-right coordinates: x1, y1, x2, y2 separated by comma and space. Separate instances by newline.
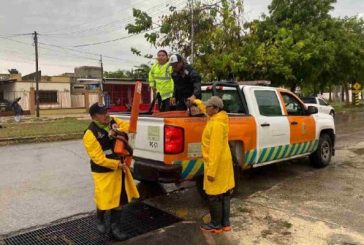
169, 54, 202, 110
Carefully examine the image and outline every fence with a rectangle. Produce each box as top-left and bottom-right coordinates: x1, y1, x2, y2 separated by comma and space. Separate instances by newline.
2, 91, 101, 113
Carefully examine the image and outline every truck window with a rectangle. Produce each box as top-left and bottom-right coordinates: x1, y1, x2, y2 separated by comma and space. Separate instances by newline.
281, 93, 305, 116
202, 89, 245, 114
254, 90, 283, 116
318, 98, 328, 106
301, 97, 317, 104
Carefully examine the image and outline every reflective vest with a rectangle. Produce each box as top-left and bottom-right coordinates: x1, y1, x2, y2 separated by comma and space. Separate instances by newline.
148, 62, 174, 100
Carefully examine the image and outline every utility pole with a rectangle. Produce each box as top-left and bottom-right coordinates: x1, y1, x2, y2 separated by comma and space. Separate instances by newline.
99, 55, 104, 104
100, 55, 104, 92
190, 0, 194, 64
33, 31, 40, 117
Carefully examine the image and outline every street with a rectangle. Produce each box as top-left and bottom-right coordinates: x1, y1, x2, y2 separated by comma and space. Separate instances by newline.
0, 112, 364, 244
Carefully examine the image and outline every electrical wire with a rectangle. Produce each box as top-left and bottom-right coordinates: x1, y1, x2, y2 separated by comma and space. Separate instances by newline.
73, 27, 159, 47
42, 0, 187, 37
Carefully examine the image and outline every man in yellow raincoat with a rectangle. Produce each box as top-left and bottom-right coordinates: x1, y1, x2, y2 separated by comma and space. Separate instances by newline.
83, 102, 139, 241
191, 96, 235, 233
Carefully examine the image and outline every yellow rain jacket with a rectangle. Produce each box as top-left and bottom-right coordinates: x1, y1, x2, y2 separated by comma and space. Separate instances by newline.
148, 62, 174, 100
83, 117, 139, 210
195, 100, 235, 195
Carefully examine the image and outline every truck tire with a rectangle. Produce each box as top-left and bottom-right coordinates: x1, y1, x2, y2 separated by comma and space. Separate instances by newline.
309, 133, 332, 168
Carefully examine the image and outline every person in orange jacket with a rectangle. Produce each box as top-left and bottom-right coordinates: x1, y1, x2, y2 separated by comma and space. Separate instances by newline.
190, 96, 235, 233
83, 102, 139, 241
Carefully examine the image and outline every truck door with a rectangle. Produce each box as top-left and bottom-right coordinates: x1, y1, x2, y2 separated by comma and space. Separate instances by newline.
279, 91, 316, 156
250, 88, 290, 166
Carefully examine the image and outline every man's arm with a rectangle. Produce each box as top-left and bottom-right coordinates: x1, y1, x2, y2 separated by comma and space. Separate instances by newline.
190, 69, 202, 99
83, 130, 119, 170
148, 64, 156, 89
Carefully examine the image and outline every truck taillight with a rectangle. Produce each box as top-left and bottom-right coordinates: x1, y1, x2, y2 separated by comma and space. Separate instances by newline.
164, 126, 184, 154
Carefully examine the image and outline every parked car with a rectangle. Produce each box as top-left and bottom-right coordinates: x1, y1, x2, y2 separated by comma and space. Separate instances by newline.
0, 99, 11, 112
301, 97, 335, 117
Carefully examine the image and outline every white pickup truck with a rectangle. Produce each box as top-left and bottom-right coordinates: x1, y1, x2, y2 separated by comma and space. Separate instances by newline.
112, 82, 335, 185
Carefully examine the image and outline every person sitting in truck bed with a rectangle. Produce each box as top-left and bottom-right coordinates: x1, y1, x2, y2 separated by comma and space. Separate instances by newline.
169, 54, 202, 111
190, 96, 235, 233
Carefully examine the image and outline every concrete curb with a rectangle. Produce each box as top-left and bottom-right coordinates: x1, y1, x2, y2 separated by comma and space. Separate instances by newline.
0, 133, 83, 145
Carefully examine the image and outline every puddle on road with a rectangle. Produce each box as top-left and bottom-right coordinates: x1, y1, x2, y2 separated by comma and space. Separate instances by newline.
351, 148, 364, 155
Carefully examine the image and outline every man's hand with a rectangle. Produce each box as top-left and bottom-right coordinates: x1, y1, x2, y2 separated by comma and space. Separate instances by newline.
108, 129, 117, 139
187, 95, 196, 105
118, 161, 128, 172
170, 97, 176, 105
207, 176, 215, 182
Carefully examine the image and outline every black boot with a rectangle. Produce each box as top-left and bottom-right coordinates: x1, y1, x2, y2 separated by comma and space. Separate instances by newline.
222, 192, 232, 231
110, 209, 128, 241
200, 195, 223, 233
96, 210, 106, 234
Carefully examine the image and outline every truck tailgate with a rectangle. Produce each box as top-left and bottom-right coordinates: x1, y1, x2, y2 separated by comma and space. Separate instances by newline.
113, 115, 165, 162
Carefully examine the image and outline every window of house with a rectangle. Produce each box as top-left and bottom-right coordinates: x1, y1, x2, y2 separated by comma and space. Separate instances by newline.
38, 91, 58, 104
254, 90, 283, 116
281, 93, 305, 116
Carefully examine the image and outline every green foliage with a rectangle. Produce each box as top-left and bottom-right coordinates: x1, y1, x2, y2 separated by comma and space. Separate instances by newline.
103, 64, 150, 79
125, 0, 364, 92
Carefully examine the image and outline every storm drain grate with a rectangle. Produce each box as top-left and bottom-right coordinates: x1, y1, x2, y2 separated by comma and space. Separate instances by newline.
4, 202, 182, 245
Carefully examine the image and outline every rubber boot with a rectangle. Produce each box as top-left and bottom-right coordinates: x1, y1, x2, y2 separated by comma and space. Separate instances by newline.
110, 209, 128, 241
96, 209, 106, 234
200, 195, 223, 233
222, 193, 232, 231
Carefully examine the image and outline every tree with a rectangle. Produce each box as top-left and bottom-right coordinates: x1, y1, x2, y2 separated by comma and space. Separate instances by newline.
248, 0, 338, 91
104, 64, 150, 79
126, 0, 246, 81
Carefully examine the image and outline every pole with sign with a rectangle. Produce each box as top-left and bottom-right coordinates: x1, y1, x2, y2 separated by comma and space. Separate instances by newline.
352, 82, 362, 106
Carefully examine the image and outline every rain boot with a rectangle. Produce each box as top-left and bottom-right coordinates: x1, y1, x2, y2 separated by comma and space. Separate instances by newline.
222, 192, 232, 231
200, 195, 223, 233
96, 209, 106, 234
110, 209, 129, 241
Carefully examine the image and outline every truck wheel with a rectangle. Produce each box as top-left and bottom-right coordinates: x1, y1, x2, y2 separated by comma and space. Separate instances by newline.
309, 134, 332, 168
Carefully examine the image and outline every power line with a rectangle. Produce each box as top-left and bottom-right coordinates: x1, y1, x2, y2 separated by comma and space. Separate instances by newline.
41, 0, 170, 35
0, 35, 142, 64
42, 0, 186, 37
73, 27, 159, 47
0, 36, 33, 46
38, 41, 137, 62
0, 33, 33, 37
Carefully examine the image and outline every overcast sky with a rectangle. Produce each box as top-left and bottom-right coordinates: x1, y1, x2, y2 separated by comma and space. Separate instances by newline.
0, 0, 363, 76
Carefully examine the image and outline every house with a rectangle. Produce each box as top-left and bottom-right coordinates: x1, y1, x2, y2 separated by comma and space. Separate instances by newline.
0, 70, 73, 114
103, 78, 152, 112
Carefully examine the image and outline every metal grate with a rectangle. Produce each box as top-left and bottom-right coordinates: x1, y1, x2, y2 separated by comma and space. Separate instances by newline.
4, 202, 181, 245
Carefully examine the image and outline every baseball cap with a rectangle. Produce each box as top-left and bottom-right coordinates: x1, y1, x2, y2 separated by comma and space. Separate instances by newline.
204, 96, 224, 109
89, 102, 108, 116
169, 54, 183, 64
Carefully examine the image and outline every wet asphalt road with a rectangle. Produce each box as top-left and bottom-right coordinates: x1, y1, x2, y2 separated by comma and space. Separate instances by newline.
141, 111, 364, 244
0, 111, 363, 244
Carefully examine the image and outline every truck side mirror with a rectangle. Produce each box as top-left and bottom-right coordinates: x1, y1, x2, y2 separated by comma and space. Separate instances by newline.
307, 106, 318, 114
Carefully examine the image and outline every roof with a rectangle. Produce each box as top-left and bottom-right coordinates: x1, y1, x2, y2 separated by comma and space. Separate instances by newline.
0, 79, 16, 85
103, 78, 147, 85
